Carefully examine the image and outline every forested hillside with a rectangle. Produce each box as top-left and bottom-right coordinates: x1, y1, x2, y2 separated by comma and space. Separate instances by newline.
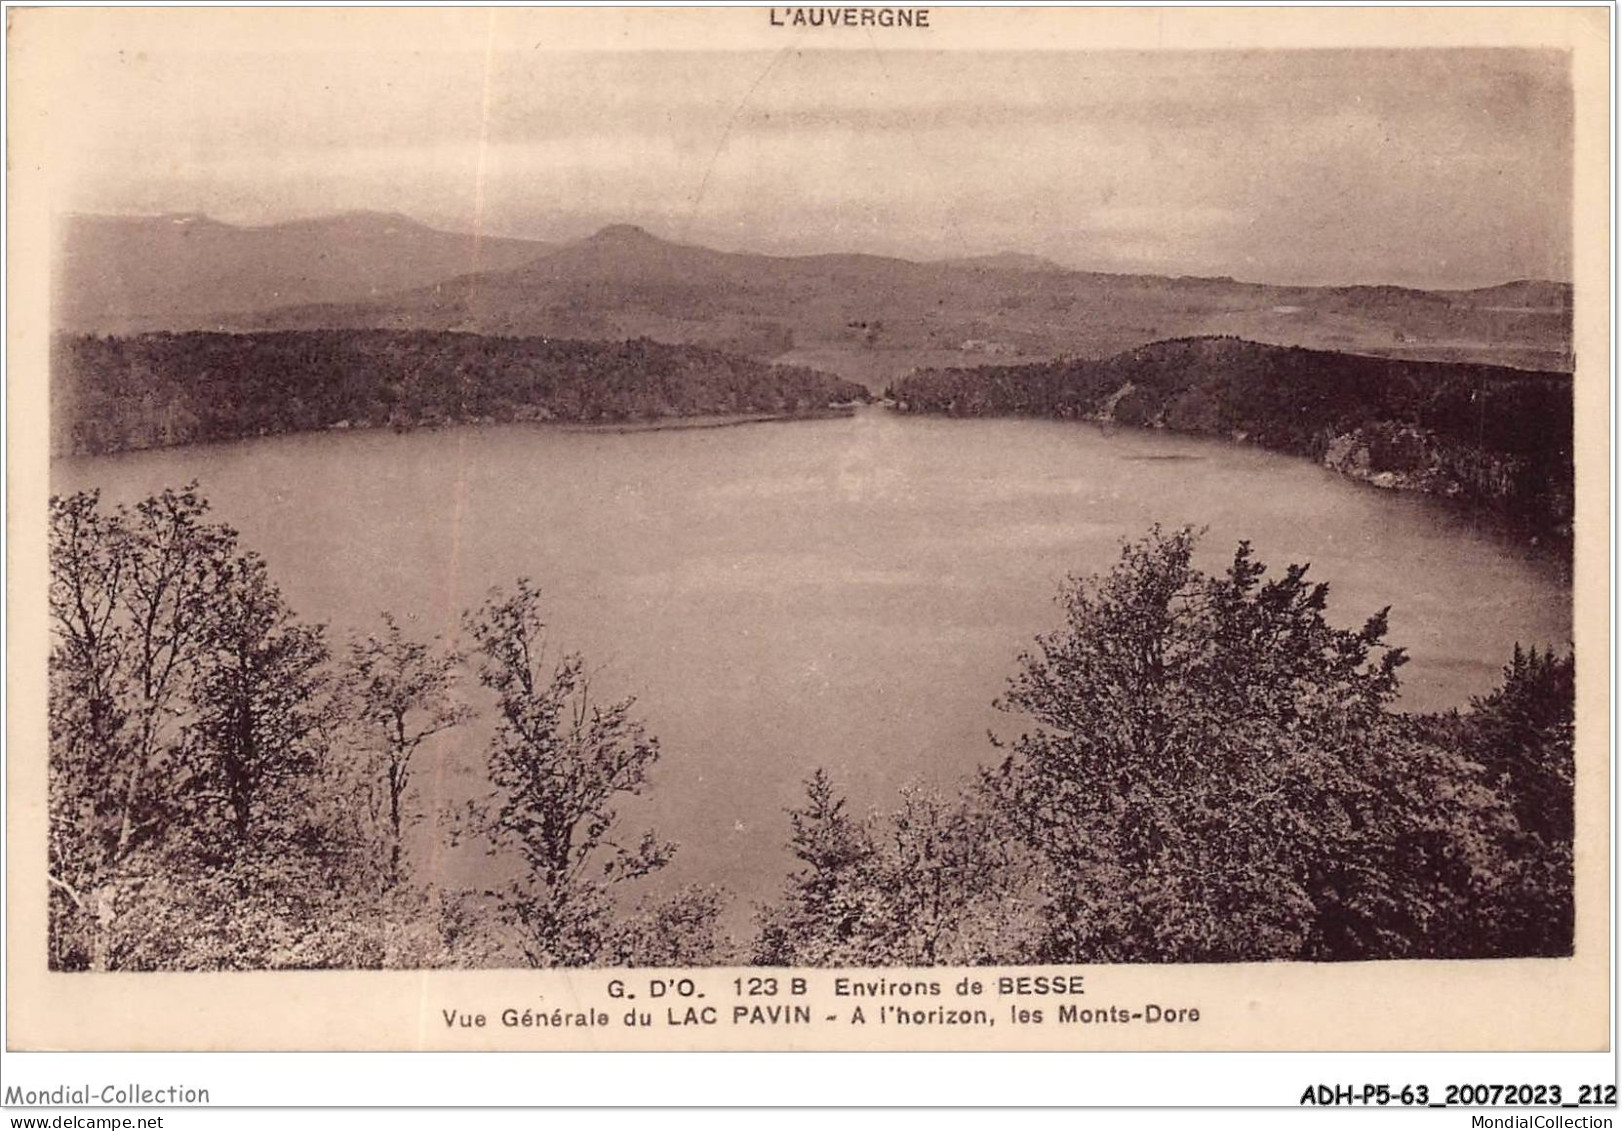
890, 337, 1573, 538
51, 330, 868, 456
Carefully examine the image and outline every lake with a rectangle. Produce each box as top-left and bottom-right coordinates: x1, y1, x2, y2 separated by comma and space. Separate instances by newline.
54, 407, 1573, 925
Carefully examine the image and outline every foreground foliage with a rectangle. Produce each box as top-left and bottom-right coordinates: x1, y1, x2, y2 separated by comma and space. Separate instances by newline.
756, 528, 1575, 963
48, 486, 725, 969
991, 527, 1566, 961
753, 775, 1041, 966
49, 485, 1574, 967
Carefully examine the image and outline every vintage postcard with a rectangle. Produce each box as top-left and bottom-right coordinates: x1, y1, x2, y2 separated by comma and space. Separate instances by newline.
5, 5, 1611, 1053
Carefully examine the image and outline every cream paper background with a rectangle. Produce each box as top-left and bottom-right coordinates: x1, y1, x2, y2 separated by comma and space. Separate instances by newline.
5, 5, 1610, 1052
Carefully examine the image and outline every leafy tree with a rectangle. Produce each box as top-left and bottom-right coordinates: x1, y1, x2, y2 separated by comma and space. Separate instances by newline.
49, 485, 367, 970
342, 615, 471, 887
462, 579, 696, 966
989, 525, 1516, 962
48, 484, 235, 969
48, 490, 132, 969
754, 770, 880, 964
876, 785, 1040, 963
755, 772, 1037, 966
49, 488, 727, 969
1449, 646, 1576, 956
608, 887, 735, 967
184, 552, 335, 856
1461, 646, 1575, 846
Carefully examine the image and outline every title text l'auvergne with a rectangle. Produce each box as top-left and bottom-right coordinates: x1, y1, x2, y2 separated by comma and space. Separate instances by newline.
770, 7, 931, 28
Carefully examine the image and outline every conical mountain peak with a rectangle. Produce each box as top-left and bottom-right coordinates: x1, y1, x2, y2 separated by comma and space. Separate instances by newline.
589, 223, 663, 244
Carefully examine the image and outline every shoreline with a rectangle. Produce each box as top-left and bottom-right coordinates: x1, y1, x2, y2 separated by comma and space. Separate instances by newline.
556, 407, 859, 434
51, 405, 866, 460
882, 402, 1574, 565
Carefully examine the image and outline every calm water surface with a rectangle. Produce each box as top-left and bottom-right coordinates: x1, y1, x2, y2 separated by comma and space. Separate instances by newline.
55, 408, 1573, 919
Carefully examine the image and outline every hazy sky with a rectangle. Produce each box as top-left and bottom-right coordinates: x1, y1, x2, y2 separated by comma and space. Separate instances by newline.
57, 46, 1571, 287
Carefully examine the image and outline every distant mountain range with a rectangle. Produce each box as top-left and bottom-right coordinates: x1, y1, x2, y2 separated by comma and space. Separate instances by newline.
56, 212, 1573, 385
55, 211, 554, 332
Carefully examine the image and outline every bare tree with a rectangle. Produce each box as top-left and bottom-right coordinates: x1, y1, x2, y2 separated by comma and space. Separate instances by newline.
343, 614, 470, 887
462, 579, 676, 966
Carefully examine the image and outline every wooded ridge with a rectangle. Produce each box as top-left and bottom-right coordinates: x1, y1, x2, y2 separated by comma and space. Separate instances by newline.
889, 336, 1574, 540
52, 329, 870, 457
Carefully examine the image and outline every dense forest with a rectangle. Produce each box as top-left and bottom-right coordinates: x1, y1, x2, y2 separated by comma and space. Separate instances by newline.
888, 337, 1574, 540
50, 485, 1574, 969
51, 330, 870, 457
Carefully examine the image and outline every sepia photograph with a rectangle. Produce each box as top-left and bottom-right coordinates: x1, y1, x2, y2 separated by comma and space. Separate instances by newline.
5, 5, 1611, 1059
